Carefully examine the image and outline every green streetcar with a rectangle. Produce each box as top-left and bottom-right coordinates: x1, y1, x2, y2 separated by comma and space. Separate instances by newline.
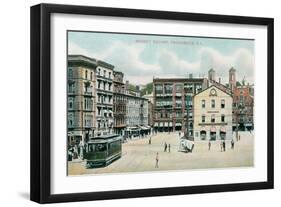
85, 134, 122, 168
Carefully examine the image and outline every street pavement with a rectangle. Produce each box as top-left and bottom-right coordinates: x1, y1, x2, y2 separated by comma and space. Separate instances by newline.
68, 131, 254, 175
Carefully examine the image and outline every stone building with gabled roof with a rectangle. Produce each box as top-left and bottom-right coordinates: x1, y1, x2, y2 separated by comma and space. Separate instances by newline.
193, 85, 233, 141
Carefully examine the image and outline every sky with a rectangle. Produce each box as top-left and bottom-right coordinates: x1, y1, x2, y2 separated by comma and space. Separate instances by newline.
68, 31, 254, 86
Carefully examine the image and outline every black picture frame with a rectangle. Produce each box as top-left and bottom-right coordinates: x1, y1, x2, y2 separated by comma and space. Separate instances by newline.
30, 3, 274, 204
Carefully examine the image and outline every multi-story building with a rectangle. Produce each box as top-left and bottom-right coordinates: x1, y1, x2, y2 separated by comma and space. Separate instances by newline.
67, 55, 96, 146
232, 84, 254, 131
67, 54, 150, 142
95, 60, 114, 137
206, 67, 254, 132
124, 82, 149, 137
143, 93, 154, 127
153, 77, 208, 136
227, 67, 254, 131
193, 85, 233, 141
113, 71, 126, 135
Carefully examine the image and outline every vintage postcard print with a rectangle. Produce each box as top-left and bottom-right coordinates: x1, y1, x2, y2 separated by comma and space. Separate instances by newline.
66, 31, 254, 176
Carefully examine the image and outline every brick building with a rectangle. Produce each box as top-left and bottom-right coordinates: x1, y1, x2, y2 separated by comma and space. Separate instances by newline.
153, 77, 208, 136
113, 71, 126, 135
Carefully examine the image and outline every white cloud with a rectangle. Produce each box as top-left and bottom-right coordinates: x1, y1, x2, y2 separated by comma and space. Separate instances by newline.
157, 49, 200, 76
68, 41, 93, 57
69, 40, 254, 85
198, 47, 254, 83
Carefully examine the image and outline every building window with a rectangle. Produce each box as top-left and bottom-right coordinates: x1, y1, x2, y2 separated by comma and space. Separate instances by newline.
221, 99, 225, 108
202, 115, 205, 123
164, 84, 173, 94
68, 82, 75, 93
211, 99, 215, 108
97, 107, 101, 116
68, 113, 74, 127
84, 98, 92, 110
85, 70, 88, 79
90, 72, 93, 80
221, 114, 225, 122
155, 84, 163, 94
104, 70, 106, 77
68, 97, 74, 109
211, 114, 215, 123
175, 84, 183, 93
84, 114, 92, 127
195, 84, 202, 94
109, 72, 111, 79
84, 83, 91, 94
202, 100, 206, 108
185, 83, 193, 93
68, 68, 73, 79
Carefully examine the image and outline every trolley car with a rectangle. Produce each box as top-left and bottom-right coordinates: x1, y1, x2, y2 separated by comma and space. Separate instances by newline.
85, 134, 122, 168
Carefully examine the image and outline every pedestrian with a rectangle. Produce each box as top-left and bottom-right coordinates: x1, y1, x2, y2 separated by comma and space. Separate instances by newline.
168, 144, 171, 152
155, 152, 159, 168
164, 142, 167, 152
220, 141, 223, 152
149, 137, 151, 145
239, 135, 241, 141
231, 139, 234, 149
208, 141, 211, 151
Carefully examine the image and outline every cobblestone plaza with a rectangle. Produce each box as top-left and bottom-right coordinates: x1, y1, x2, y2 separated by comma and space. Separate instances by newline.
68, 131, 254, 175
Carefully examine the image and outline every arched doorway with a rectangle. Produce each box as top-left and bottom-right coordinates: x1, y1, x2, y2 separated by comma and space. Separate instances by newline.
210, 126, 216, 140
220, 126, 226, 140
200, 127, 207, 140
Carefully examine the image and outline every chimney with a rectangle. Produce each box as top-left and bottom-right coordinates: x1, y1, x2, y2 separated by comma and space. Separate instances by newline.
219, 77, 221, 84
125, 80, 129, 90
136, 85, 140, 92
189, 73, 193, 79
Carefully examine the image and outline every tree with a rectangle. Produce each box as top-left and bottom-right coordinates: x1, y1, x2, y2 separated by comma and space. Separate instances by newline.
141, 82, 153, 96
236, 81, 242, 86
